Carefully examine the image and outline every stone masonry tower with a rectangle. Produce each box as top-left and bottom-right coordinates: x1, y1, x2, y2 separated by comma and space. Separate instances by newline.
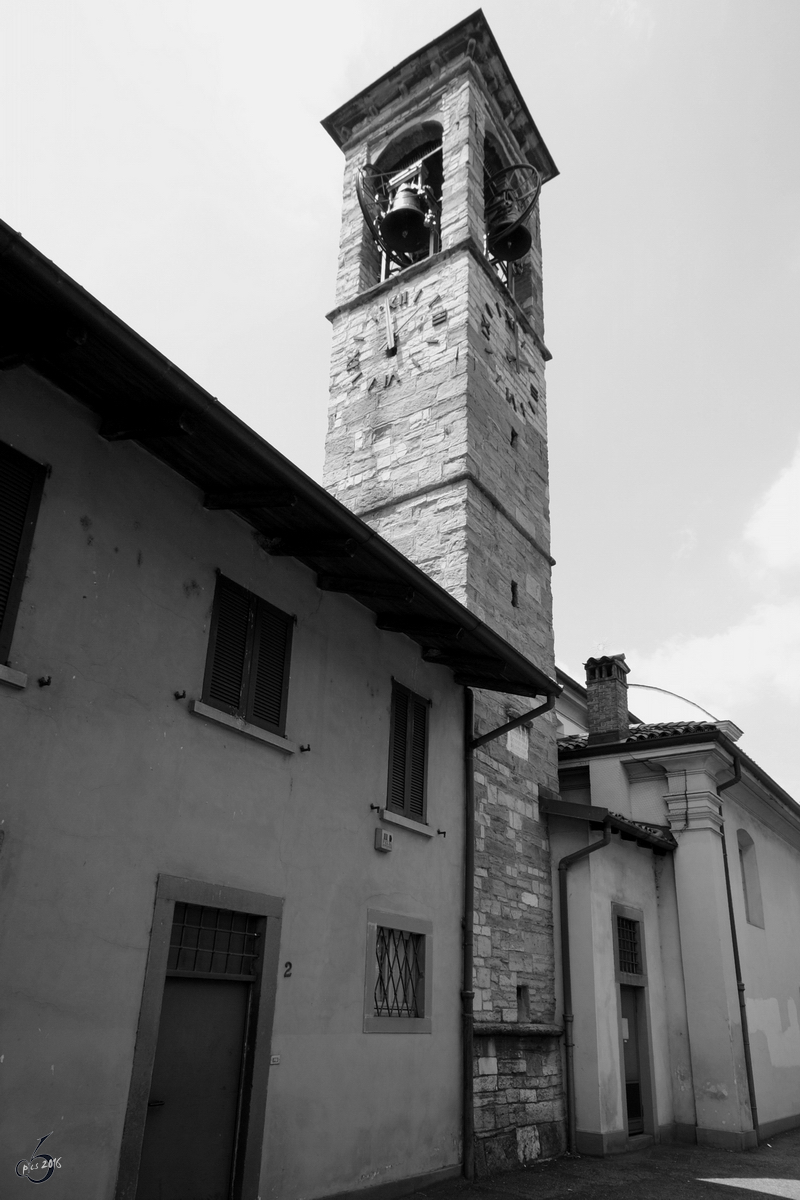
322, 12, 565, 1169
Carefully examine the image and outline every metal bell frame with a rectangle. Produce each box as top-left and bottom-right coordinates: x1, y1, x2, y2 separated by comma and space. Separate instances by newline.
355, 159, 441, 280
484, 163, 542, 265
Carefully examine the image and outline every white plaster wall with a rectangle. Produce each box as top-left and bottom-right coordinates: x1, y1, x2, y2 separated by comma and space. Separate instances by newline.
0, 371, 466, 1200
589, 758, 632, 820
549, 815, 686, 1142
651, 855, 696, 1130
725, 797, 800, 1128
588, 844, 675, 1135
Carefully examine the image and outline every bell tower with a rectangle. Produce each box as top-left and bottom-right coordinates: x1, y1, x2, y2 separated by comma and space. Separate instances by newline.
323, 11, 565, 1169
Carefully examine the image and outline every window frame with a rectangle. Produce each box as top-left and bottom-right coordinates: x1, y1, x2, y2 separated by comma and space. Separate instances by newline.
202, 573, 293, 738
0, 440, 47, 665
737, 828, 765, 929
386, 679, 430, 824
363, 909, 432, 1034
612, 904, 648, 988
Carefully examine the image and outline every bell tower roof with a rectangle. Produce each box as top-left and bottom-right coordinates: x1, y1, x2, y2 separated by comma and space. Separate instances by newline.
321, 9, 559, 183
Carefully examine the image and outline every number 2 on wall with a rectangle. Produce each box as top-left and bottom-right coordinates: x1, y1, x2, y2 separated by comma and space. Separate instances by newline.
283, 962, 292, 977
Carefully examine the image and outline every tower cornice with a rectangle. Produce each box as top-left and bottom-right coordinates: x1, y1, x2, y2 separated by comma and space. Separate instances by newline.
321, 10, 558, 182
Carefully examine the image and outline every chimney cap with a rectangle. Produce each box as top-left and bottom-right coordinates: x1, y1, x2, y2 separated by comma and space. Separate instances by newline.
584, 654, 630, 681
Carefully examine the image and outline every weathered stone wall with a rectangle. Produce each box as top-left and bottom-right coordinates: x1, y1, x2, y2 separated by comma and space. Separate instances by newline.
473, 1031, 565, 1171
324, 59, 565, 1169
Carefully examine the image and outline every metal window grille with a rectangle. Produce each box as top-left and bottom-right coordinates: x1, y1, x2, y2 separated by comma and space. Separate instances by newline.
374, 926, 424, 1017
167, 903, 260, 978
617, 916, 642, 974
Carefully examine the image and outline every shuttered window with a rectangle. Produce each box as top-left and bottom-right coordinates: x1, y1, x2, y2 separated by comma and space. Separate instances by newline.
387, 681, 429, 822
0, 441, 46, 664
202, 573, 293, 736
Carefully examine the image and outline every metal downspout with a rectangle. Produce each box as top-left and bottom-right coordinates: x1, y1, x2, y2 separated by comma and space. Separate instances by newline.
558, 820, 613, 1155
462, 691, 556, 1179
462, 687, 476, 1181
718, 756, 760, 1140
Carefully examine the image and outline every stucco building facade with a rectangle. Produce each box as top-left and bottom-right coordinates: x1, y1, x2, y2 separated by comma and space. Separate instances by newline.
551, 656, 800, 1155
0, 211, 558, 1199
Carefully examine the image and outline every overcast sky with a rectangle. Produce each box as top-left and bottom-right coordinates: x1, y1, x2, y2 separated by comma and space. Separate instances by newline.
3, 1, 799, 795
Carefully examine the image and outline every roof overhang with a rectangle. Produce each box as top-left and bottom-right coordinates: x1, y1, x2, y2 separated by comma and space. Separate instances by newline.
540, 796, 677, 855
559, 728, 799, 828
0, 219, 559, 702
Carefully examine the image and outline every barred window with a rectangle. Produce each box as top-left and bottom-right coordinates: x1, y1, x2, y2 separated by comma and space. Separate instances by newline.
202, 573, 293, 736
364, 909, 432, 1033
374, 926, 424, 1017
167, 902, 260, 979
616, 916, 642, 975
387, 681, 429, 822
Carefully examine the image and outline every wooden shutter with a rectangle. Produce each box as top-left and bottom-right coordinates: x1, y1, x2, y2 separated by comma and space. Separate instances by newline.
388, 686, 409, 811
387, 683, 428, 821
408, 697, 428, 820
203, 575, 252, 714
203, 574, 293, 735
247, 598, 292, 734
0, 442, 46, 663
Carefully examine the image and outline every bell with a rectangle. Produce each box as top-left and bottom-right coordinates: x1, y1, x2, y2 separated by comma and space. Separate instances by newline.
380, 185, 430, 254
486, 192, 532, 262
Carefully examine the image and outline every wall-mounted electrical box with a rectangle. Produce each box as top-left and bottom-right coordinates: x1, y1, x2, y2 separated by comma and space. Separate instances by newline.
375, 828, 394, 853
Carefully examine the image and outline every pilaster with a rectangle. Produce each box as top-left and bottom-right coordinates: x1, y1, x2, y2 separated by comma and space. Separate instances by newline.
658, 753, 756, 1146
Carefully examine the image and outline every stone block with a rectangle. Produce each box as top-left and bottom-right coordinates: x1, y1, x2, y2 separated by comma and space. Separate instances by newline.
477, 1131, 519, 1175
473, 1106, 496, 1133
516, 1125, 541, 1163
538, 1120, 567, 1160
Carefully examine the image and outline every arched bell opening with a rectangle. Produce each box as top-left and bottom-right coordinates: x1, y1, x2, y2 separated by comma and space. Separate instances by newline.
356, 122, 443, 285
483, 133, 540, 309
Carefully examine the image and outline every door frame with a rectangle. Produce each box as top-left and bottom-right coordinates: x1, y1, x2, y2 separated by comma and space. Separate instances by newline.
611, 903, 657, 1140
115, 875, 283, 1200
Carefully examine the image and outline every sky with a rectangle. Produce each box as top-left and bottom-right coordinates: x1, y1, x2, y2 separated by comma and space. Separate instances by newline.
2, 0, 799, 795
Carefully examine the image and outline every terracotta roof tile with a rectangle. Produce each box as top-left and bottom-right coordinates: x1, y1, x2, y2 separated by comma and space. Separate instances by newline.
559, 720, 719, 751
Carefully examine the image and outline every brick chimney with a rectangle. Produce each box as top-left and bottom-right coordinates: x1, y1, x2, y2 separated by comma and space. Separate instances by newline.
585, 654, 630, 744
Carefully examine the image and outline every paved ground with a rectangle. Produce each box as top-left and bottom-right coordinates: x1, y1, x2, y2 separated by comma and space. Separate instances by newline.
415, 1129, 800, 1200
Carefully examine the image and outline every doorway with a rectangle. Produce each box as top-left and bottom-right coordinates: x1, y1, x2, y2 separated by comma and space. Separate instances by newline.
136, 975, 250, 1199
620, 985, 644, 1135
612, 905, 653, 1141
116, 877, 282, 1200
135, 903, 260, 1200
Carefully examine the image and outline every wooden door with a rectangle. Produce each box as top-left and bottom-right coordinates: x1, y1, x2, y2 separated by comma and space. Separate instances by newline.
135, 976, 249, 1200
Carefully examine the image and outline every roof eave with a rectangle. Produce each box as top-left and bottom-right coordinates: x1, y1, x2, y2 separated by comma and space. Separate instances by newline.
559, 728, 799, 817
0, 219, 558, 702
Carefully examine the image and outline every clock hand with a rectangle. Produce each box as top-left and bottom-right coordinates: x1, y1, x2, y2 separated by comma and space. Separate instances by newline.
383, 298, 397, 357
393, 308, 421, 337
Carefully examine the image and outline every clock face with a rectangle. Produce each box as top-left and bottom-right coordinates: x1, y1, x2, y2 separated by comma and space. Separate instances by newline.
477, 299, 543, 428
343, 284, 450, 394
